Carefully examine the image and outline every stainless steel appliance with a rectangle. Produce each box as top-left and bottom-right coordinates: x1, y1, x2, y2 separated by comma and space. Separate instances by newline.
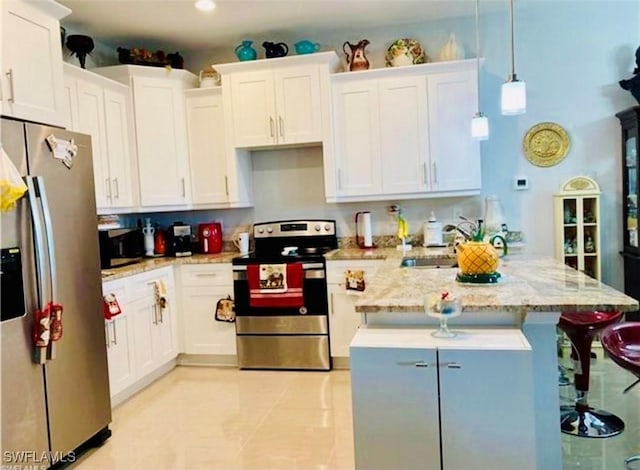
232, 220, 337, 370
98, 227, 144, 268
1, 118, 111, 467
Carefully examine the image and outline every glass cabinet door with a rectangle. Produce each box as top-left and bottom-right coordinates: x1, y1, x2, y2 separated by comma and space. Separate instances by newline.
624, 132, 638, 250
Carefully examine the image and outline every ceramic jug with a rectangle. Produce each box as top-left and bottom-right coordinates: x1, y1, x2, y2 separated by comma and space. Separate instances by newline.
343, 39, 370, 71
437, 34, 465, 61
235, 40, 257, 61
295, 40, 320, 55
263, 41, 288, 58
456, 234, 508, 275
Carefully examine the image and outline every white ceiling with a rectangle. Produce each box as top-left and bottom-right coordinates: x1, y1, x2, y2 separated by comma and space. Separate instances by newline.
59, 0, 503, 52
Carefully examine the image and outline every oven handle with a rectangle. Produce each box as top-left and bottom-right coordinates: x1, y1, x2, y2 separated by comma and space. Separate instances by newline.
233, 268, 325, 281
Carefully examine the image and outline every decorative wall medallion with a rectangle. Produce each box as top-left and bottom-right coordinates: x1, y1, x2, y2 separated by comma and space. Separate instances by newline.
523, 122, 570, 167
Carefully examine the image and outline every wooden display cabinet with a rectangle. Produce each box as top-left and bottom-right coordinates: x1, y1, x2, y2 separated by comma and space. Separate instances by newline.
554, 176, 601, 280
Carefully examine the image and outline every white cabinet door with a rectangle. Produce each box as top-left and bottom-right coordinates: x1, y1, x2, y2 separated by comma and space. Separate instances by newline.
132, 76, 190, 206
76, 79, 110, 208
129, 297, 157, 379
181, 286, 236, 355
327, 285, 362, 358
427, 70, 481, 192
103, 87, 135, 208
62, 74, 78, 130
230, 70, 276, 147
332, 80, 382, 196
379, 76, 430, 194
153, 293, 177, 365
185, 90, 229, 205
439, 348, 536, 470
350, 346, 440, 470
1, 0, 67, 127
274, 65, 322, 144
105, 314, 136, 397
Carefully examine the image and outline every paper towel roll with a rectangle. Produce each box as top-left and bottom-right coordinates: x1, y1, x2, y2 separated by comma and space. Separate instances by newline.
362, 212, 373, 247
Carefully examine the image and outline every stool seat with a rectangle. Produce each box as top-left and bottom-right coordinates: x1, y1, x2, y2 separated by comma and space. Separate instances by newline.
558, 310, 625, 438
600, 322, 640, 469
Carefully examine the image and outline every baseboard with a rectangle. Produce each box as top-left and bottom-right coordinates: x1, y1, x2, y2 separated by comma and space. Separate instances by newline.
332, 356, 350, 370
111, 359, 176, 408
177, 353, 238, 367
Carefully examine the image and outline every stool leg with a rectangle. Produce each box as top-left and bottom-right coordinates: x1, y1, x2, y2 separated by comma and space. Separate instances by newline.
559, 333, 625, 438
558, 365, 571, 386
626, 455, 640, 470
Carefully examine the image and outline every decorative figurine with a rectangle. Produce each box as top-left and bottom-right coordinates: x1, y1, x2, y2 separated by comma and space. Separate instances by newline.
619, 46, 640, 104
585, 235, 596, 253
66, 35, 94, 69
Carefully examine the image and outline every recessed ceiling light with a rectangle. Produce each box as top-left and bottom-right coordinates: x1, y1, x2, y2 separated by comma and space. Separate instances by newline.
195, 0, 216, 12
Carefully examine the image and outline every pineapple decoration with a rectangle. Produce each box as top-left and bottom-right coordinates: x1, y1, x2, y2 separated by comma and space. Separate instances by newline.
456, 220, 508, 278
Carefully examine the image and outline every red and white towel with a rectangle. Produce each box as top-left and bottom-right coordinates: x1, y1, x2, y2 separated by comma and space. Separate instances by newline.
247, 263, 304, 308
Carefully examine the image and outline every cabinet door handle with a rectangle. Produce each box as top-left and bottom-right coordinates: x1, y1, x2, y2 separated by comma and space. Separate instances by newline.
113, 177, 119, 200
224, 176, 229, 196
159, 305, 164, 324
181, 178, 186, 198
337, 169, 342, 190
6, 69, 15, 103
111, 321, 117, 345
330, 293, 334, 315
396, 361, 431, 368
105, 178, 112, 200
422, 162, 428, 185
444, 362, 462, 369
269, 117, 275, 138
152, 304, 158, 325
105, 325, 110, 348
279, 116, 284, 138
432, 161, 438, 184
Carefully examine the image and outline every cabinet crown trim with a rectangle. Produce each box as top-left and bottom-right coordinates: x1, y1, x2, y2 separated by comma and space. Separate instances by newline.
331, 58, 481, 82
213, 51, 340, 75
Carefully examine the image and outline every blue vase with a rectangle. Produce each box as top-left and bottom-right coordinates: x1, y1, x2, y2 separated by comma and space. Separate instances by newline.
235, 40, 257, 61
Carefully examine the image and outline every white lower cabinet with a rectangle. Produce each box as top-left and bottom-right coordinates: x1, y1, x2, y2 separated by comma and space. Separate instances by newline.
326, 260, 382, 358
102, 267, 177, 401
350, 327, 536, 470
178, 264, 236, 356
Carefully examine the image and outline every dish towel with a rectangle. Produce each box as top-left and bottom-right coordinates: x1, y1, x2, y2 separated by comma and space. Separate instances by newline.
154, 280, 168, 309
248, 263, 304, 308
0, 145, 27, 212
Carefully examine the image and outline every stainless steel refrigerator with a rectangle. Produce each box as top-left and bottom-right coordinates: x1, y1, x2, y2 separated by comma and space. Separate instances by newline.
1, 118, 111, 467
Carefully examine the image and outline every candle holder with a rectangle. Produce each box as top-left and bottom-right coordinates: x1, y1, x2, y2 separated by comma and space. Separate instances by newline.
425, 293, 462, 338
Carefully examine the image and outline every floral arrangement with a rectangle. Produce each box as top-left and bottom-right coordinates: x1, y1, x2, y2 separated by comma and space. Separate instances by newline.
117, 47, 184, 69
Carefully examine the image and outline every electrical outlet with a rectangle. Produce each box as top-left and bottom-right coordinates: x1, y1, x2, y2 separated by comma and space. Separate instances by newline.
453, 207, 463, 219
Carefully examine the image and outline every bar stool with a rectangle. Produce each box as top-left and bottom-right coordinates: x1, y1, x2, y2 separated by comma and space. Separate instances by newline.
600, 322, 640, 469
558, 310, 625, 437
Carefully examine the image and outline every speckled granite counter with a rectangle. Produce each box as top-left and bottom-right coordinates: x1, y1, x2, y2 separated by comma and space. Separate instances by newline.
101, 252, 240, 281
325, 246, 453, 261
351, 252, 638, 314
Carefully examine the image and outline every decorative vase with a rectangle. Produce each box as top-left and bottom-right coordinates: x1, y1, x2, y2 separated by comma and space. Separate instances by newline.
456, 234, 507, 275
235, 40, 257, 61
437, 34, 465, 61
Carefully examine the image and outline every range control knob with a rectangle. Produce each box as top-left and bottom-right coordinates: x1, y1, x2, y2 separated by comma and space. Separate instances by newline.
257, 227, 264, 234
266, 227, 273, 233
324, 224, 331, 231
314, 224, 321, 232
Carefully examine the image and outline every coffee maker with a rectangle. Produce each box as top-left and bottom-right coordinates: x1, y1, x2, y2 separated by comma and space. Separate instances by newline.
167, 222, 193, 257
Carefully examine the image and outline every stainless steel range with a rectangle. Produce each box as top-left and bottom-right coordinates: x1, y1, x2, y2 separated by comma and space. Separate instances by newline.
232, 220, 337, 370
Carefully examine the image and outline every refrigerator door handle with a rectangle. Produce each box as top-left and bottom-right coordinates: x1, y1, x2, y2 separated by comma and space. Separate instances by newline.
26, 177, 50, 306
36, 176, 58, 302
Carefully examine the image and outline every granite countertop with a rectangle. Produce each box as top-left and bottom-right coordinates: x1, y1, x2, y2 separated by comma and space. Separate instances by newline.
325, 246, 454, 261
351, 251, 639, 314
101, 252, 240, 281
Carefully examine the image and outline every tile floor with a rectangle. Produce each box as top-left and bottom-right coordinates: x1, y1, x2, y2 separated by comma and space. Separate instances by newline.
73, 353, 640, 470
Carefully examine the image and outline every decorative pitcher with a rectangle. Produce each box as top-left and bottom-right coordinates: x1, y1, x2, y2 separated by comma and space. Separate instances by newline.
235, 40, 257, 61
295, 40, 320, 55
262, 41, 288, 58
437, 34, 465, 61
456, 234, 508, 275
343, 39, 370, 71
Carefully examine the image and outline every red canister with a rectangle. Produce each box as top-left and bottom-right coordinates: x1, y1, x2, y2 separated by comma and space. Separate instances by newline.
198, 223, 222, 254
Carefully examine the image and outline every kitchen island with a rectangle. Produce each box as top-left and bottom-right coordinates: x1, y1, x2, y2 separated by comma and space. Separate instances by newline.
350, 251, 639, 470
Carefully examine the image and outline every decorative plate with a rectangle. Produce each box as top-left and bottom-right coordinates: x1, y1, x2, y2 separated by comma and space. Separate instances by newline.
385, 39, 427, 67
523, 122, 570, 167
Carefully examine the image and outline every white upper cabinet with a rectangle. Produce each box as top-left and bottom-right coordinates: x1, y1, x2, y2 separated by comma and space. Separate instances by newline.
1, 0, 70, 127
327, 59, 481, 203
94, 65, 198, 210
64, 64, 136, 211
215, 52, 339, 149
184, 88, 230, 206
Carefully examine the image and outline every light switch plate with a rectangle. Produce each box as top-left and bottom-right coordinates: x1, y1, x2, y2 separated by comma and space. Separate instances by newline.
514, 176, 528, 190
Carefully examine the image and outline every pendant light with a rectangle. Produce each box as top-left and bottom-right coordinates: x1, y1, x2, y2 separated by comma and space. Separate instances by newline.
501, 0, 526, 115
195, 0, 216, 11
471, 0, 489, 140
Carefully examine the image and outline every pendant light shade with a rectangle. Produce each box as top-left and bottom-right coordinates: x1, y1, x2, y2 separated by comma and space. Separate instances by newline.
195, 0, 216, 11
471, 0, 489, 140
471, 112, 489, 140
501, 0, 526, 115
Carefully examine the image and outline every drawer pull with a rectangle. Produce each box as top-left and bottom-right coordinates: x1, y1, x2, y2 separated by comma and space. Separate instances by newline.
396, 361, 430, 368
6, 69, 15, 103
445, 362, 462, 369
195, 273, 218, 277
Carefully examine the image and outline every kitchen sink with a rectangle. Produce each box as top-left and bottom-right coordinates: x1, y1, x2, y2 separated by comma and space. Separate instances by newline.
400, 257, 458, 269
